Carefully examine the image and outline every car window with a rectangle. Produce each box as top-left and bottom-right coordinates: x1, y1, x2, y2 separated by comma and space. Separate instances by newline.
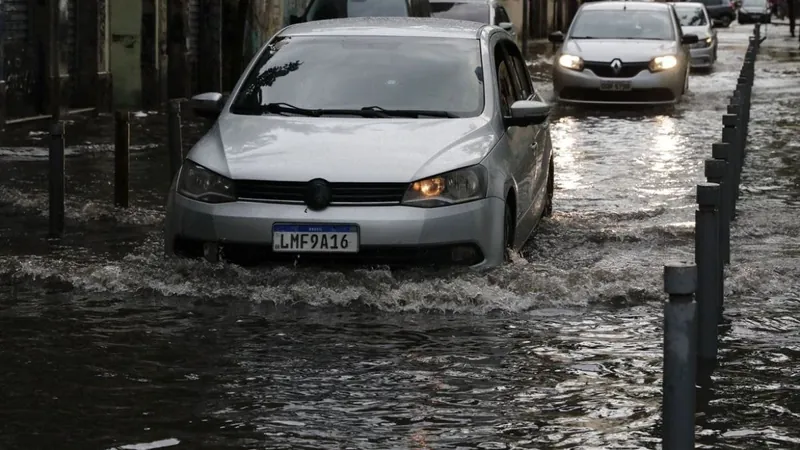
674, 5, 708, 25
430, 2, 490, 22
494, 45, 517, 116
741, 0, 766, 7
495, 6, 511, 24
306, 0, 409, 21
504, 43, 533, 100
231, 35, 485, 117
569, 9, 675, 40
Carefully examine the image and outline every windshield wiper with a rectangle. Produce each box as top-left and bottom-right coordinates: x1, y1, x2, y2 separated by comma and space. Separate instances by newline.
360, 106, 458, 118
261, 102, 392, 118
570, 36, 597, 39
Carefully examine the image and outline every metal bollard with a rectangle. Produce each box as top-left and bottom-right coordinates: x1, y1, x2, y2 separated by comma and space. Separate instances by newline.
722, 113, 743, 180
713, 142, 737, 221
705, 159, 730, 265
663, 262, 698, 450
114, 110, 130, 208
168, 99, 184, 181
695, 183, 723, 363
48, 122, 66, 237
726, 103, 747, 158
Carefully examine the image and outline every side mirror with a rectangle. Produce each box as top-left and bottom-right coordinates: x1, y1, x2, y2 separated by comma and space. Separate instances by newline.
681, 33, 699, 45
498, 22, 514, 33
505, 100, 551, 127
289, 14, 302, 24
548, 31, 565, 43
190, 92, 224, 120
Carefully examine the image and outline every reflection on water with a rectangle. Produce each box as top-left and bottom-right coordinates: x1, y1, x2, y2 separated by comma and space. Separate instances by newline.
0, 25, 799, 449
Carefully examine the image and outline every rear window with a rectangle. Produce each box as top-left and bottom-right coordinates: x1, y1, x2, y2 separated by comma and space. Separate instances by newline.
430, 2, 490, 23
306, 0, 409, 21
674, 6, 708, 26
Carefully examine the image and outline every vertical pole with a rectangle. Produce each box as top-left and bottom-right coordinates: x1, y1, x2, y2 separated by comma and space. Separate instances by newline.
663, 262, 698, 450
168, 99, 184, 181
522, 0, 529, 60
114, 111, 131, 208
705, 159, 730, 265
49, 0, 62, 122
712, 142, 736, 224
695, 183, 722, 364
49, 122, 66, 237
721, 114, 742, 207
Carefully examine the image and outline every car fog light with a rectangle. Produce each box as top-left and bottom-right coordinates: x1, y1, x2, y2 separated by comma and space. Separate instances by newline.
451, 245, 478, 263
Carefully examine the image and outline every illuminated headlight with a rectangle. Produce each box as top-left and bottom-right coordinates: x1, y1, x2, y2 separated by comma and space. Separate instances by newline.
558, 54, 584, 71
649, 55, 678, 72
402, 165, 488, 208
177, 160, 236, 203
693, 36, 713, 48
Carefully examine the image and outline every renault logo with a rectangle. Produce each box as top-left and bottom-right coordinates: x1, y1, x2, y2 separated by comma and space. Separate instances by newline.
610, 59, 623, 74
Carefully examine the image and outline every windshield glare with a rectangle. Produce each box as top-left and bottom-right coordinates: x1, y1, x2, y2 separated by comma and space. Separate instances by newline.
674, 6, 707, 26
306, 0, 409, 20
741, 0, 766, 7
231, 36, 485, 117
569, 10, 675, 40
430, 2, 491, 23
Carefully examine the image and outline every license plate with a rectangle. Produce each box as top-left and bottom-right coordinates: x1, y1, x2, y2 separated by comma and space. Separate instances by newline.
272, 224, 359, 253
599, 81, 632, 91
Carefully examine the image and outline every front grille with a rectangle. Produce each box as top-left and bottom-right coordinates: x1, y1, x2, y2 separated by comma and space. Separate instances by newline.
234, 180, 409, 205
560, 87, 675, 103
583, 61, 650, 78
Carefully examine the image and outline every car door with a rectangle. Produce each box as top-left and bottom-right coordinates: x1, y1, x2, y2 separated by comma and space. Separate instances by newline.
493, 39, 537, 222
505, 42, 548, 215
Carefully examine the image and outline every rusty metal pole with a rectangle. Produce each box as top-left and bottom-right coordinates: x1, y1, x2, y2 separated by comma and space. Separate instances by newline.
168, 99, 184, 181
49, 122, 66, 237
114, 111, 131, 208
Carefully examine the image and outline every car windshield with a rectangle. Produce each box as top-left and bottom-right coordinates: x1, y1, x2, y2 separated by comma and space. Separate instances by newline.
674, 6, 707, 26
230, 36, 485, 118
306, 0, 409, 20
430, 2, 490, 23
569, 9, 675, 40
741, 0, 766, 7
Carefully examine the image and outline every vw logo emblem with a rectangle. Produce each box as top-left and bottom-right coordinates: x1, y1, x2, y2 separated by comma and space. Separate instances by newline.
610, 59, 623, 74
304, 178, 332, 211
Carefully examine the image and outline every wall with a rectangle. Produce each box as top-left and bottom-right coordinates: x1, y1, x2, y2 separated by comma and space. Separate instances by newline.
109, 0, 142, 107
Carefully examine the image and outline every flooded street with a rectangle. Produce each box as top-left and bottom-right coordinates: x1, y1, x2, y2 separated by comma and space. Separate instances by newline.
1, 24, 799, 449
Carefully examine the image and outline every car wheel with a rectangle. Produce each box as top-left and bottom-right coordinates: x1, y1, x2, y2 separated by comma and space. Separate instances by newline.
503, 200, 514, 261
721, 15, 732, 27
543, 159, 554, 218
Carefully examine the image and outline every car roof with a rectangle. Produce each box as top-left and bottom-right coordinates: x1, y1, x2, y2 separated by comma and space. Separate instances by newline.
429, 0, 492, 3
581, 1, 673, 11
279, 16, 488, 39
669, 1, 706, 7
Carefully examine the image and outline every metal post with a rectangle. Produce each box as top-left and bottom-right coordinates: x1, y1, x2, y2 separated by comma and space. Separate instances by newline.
695, 183, 722, 363
705, 159, 730, 265
722, 114, 743, 192
712, 142, 737, 222
168, 99, 184, 181
663, 262, 698, 450
114, 111, 131, 208
521, 0, 529, 62
48, 122, 66, 237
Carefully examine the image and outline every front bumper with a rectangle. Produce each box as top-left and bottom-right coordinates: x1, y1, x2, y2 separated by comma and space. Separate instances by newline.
164, 190, 507, 269
689, 44, 715, 68
553, 63, 685, 105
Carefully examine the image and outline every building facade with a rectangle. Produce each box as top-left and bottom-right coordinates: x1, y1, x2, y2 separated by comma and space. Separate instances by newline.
0, 0, 111, 128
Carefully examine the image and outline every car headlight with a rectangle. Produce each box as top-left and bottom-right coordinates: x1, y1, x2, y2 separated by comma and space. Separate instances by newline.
558, 54, 584, 71
177, 160, 236, 203
693, 36, 713, 48
402, 165, 488, 208
649, 55, 678, 72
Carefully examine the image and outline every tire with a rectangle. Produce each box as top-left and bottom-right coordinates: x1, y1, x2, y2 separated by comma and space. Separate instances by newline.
721, 14, 732, 27
543, 159, 554, 218
503, 200, 514, 261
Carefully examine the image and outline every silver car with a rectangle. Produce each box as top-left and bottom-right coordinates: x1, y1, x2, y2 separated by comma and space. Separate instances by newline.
670, 2, 718, 70
548, 1, 700, 105
165, 17, 555, 269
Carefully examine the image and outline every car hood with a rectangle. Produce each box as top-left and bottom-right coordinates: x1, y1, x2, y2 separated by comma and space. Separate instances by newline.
563, 39, 678, 62
740, 6, 768, 13
189, 114, 498, 183
682, 26, 711, 39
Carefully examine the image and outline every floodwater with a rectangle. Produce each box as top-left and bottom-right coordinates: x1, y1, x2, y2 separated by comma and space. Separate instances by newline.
1, 25, 799, 449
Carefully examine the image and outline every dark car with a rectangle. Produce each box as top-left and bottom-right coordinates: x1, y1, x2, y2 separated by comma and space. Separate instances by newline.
290, 0, 432, 24
698, 0, 737, 26
429, 0, 519, 47
737, 0, 771, 22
